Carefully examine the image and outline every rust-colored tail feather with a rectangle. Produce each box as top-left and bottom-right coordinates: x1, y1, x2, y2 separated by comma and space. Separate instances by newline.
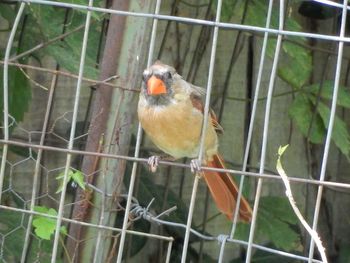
202, 154, 252, 222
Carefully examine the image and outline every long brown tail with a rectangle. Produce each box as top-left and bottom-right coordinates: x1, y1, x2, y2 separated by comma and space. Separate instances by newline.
202, 154, 252, 222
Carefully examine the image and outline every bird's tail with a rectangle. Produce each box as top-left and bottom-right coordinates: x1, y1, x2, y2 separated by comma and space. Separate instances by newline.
202, 154, 252, 222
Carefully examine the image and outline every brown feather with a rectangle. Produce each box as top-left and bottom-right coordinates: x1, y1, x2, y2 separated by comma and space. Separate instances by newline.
189, 93, 224, 134
202, 154, 252, 222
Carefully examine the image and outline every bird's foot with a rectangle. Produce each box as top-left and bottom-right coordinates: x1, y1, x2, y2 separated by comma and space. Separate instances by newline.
190, 159, 202, 173
148, 155, 160, 173
147, 155, 176, 172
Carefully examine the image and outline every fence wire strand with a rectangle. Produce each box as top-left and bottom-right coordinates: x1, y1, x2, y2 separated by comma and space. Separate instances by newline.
308, 0, 348, 262
246, 0, 285, 261
1, 0, 350, 262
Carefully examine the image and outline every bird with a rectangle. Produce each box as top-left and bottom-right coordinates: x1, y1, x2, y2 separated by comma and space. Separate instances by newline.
137, 61, 252, 222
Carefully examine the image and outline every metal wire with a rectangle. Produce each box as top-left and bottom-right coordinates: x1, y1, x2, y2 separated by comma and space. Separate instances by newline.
49, 0, 95, 260
2, 0, 350, 262
116, 1, 163, 262
9, 0, 350, 43
181, 0, 223, 261
0, 1, 26, 204
21, 66, 57, 263
308, 0, 348, 262
246, 1, 285, 261
230, 0, 274, 239
1, 138, 350, 189
0, 198, 324, 263
217, 235, 228, 263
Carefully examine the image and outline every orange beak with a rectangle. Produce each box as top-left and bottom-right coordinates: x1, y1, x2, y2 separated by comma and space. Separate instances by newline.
147, 75, 167, 95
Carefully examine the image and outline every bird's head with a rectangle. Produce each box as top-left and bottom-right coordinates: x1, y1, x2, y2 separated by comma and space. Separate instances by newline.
141, 61, 176, 105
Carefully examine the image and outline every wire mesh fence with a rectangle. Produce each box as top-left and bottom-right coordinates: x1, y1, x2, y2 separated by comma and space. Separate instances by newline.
1, 0, 350, 262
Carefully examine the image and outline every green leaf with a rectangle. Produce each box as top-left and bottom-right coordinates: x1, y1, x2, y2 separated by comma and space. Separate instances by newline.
248, 243, 299, 263
278, 41, 312, 89
246, 0, 303, 31
0, 209, 25, 261
56, 0, 103, 20
298, 1, 339, 20
171, 245, 216, 263
289, 94, 325, 144
260, 196, 298, 225
314, 100, 350, 157
32, 216, 56, 240
0, 209, 56, 262
0, 64, 32, 126
55, 169, 73, 193
259, 197, 301, 251
46, 42, 98, 78
278, 144, 289, 156
115, 210, 150, 259
33, 206, 67, 240
0, 4, 16, 23
290, 91, 350, 158
307, 80, 350, 108
232, 222, 250, 241
8, 145, 36, 159
27, 5, 100, 78
245, 0, 312, 89
56, 169, 85, 193
33, 205, 49, 214
219, 0, 240, 22
71, 170, 86, 190
338, 243, 350, 263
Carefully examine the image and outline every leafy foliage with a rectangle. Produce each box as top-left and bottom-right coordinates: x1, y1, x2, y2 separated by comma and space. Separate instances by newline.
33, 206, 67, 240
338, 243, 350, 263
315, 100, 350, 157
220, 0, 349, 158
0, 210, 26, 262
27, 4, 102, 78
0, 1, 104, 137
243, 243, 299, 263
0, 4, 16, 24
245, 0, 312, 90
55, 169, 86, 193
289, 93, 325, 144
308, 80, 350, 108
219, 0, 312, 90
0, 194, 60, 261
289, 81, 350, 158
0, 56, 32, 128
298, 1, 339, 20
259, 196, 301, 251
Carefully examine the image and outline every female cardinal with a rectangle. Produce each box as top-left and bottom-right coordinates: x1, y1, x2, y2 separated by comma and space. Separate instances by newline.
137, 61, 252, 222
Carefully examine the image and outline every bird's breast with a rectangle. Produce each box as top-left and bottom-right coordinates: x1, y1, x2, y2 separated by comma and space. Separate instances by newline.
138, 97, 217, 159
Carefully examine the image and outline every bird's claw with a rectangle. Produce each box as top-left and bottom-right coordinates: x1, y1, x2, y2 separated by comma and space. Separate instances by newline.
190, 159, 201, 173
148, 155, 160, 173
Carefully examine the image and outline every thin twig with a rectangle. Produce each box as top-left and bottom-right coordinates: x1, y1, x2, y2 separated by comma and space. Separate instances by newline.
18, 67, 48, 90
0, 60, 139, 91
276, 145, 328, 263
10, 21, 88, 62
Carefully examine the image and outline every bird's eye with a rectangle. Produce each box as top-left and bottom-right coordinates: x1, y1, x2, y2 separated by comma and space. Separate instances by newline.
142, 73, 149, 82
164, 71, 172, 80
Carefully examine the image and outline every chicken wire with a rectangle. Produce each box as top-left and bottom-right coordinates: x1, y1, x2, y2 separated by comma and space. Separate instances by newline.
1, 0, 349, 262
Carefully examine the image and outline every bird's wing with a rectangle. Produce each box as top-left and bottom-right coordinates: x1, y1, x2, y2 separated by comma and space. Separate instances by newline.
189, 83, 206, 96
189, 91, 224, 134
